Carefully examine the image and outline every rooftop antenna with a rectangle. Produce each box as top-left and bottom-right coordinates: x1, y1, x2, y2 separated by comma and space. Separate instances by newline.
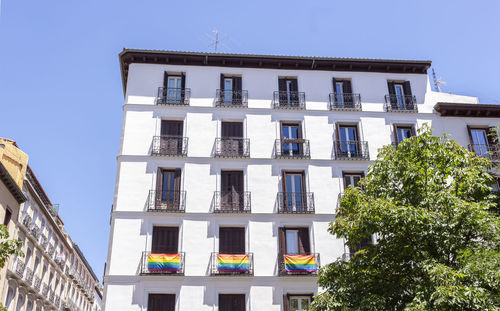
432, 68, 446, 92
208, 30, 230, 53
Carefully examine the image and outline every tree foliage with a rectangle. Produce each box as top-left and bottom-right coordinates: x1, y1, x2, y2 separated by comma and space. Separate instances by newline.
312, 125, 500, 311
0, 223, 23, 311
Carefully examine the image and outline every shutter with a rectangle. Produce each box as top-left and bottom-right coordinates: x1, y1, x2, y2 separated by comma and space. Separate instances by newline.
156, 168, 163, 204
233, 77, 242, 103
291, 79, 298, 92
278, 227, 286, 254
3, 209, 12, 226
403, 81, 412, 95
174, 169, 181, 192
148, 294, 175, 311
298, 228, 310, 254
219, 228, 229, 254
466, 125, 474, 147
488, 127, 498, 145
220, 74, 225, 91
342, 80, 352, 94
162, 72, 169, 99
152, 227, 160, 253
167, 227, 179, 253
233, 76, 242, 91
180, 73, 186, 103
410, 125, 416, 137
281, 171, 287, 193
283, 294, 290, 311
152, 227, 178, 253
162, 120, 183, 136
237, 227, 245, 254
219, 228, 244, 254
387, 81, 396, 95
278, 78, 286, 92
393, 124, 400, 143
332, 77, 337, 94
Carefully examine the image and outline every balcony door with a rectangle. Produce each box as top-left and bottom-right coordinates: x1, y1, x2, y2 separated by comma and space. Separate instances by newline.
468, 127, 493, 157
278, 78, 299, 106
388, 81, 413, 109
281, 122, 302, 156
152, 227, 178, 254
156, 168, 181, 209
219, 294, 245, 311
160, 120, 183, 155
337, 125, 359, 157
163, 72, 185, 104
332, 78, 353, 108
148, 294, 175, 311
220, 75, 242, 105
221, 122, 243, 156
282, 171, 306, 212
219, 227, 245, 254
221, 171, 244, 211
279, 227, 310, 256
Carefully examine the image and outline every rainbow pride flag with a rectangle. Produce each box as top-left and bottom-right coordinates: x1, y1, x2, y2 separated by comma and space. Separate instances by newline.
284, 254, 317, 273
148, 253, 181, 272
217, 254, 250, 272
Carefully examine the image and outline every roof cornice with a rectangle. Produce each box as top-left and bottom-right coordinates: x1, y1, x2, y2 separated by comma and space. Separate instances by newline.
434, 102, 500, 118
118, 49, 432, 95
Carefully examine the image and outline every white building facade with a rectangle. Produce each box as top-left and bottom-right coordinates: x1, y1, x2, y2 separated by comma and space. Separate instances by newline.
103, 50, 500, 311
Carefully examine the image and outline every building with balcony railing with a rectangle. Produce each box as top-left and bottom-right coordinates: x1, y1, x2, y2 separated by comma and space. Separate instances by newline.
0, 142, 102, 311
103, 50, 500, 311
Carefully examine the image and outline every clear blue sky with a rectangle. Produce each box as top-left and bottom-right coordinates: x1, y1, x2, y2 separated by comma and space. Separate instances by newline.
1, 0, 499, 281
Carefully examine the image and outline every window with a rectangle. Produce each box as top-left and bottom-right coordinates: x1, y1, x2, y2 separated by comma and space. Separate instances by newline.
224, 78, 233, 103
3, 208, 12, 226
343, 172, 364, 189
155, 168, 181, 209
220, 171, 244, 211
282, 171, 306, 212
336, 125, 360, 157
159, 120, 184, 155
394, 84, 405, 109
220, 121, 244, 156
219, 227, 245, 254
278, 78, 299, 106
387, 81, 413, 110
162, 72, 186, 104
219, 75, 243, 106
219, 294, 245, 311
285, 295, 312, 311
467, 126, 498, 158
148, 294, 176, 311
152, 227, 179, 254
279, 228, 310, 255
332, 78, 353, 108
394, 125, 415, 143
280, 122, 303, 157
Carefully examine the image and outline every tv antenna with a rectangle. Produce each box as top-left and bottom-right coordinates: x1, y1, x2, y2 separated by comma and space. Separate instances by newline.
432, 68, 446, 92
208, 30, 230, 53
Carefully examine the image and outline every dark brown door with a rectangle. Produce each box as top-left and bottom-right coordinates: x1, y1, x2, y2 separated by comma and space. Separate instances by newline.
148, 294, 175, 311
219, 294, 245, 311
156, 169, 181, 210
221, 171, 244, 211
219, 228, 245, 254
160, 120, 183, 154
152, 227, 179, 254
221, 122, 243, 156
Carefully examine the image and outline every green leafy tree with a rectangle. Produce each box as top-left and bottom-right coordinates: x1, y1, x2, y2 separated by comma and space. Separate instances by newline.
0, 224, 23, 311
312, 125, 500, 311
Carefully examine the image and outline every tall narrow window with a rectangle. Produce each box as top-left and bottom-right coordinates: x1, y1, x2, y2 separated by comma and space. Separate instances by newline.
221, 171, 244, 211
394, 84, 405, 109
155, 169, 181, 210
281, 122, 302, 157
147, 294, 175, 311
278, 78, 299, 106
161, 72, 186, 105
152, 227, 179, 254
394, 125, 415, 144
332, 78, 354, 108
160, 120, 184, 155
343, 172, 364, 189
282, 171, 306, 212
219, 75, 243, 106
337, 125, 359, 157
219, 227, 245, 254
467, 126, 499, 158
387, 81, 413, 111
219, 294, 245, 311
3, 208, 12, 226
221, 121, 244, 156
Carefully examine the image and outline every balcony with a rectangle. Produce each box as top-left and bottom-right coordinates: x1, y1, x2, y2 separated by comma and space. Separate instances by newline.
156, 87, 190, 106
22, 214, 32, 228
215, 90, 248, 108
33, 276, 41, 291
151, 136, 188, 157
214, 138, 250, 158
30, 225, 40, 240
276, 192, 315, 214
147, 190, 186, 212
24, 267, 33, 285
278, 253, 320, 276
468, 144, 500, 162
140, 251, 185, 275
329, 93, 362, 111
273, 91, 306, 109
210, 252, 254, 276
48, 244, 55, 257
274, 139, 310, 159
213, 191, 251, 213
333, 141, 370, 160
42, 283, 49, 297
40, 235, 48, 249
14, 258, 25, 278
49, 290, 55, 303
55, 296, 61, 308
384, 95, 418, 112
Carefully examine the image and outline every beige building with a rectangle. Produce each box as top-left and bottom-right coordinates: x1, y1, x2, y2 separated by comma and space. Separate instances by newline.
0, 139, 102, 311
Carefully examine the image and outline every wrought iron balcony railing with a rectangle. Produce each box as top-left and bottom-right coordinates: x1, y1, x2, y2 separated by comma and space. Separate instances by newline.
156, 87, 190, 106
273, 91, 306, 109
214, 138, 250, 158
275, 139, 310, 159
33, 276, 41, 291
468, 144, 500, 161
55, 296, 61, 308
278, 252, 320, 276
329, 93, 362, 111
147, 190, 186, 212
14, 258, 25, 278
333, 140, 370, 160
384, 95, 418, 112
213, 191, 251, 213
42, 283, 49, 297
24, 267, 33, 285
277, 192, 315, 213
48, 244, 55, 257
22, 214, 32, 228
140, 251, 185, 275
30, 225, 40, 240
49, 290, 55, 303
151, 136, 188, 156
215, 90, 248, 107
210, 252, 254, 276
40, 235, 48, 249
